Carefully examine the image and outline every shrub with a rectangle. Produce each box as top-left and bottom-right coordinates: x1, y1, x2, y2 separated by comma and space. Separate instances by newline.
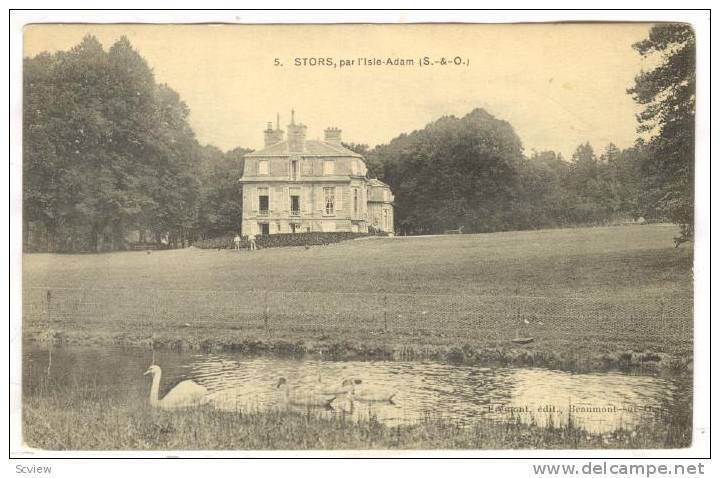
192, 236, 237, 249
193, 232, 369, 250
367, 225, 389, 236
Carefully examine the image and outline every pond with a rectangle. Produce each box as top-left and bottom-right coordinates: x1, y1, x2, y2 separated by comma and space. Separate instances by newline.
23, 344, 690, 435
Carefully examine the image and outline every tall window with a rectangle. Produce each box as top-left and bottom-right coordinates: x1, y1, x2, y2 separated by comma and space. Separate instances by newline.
258, 187, 269, 215
323, 160, 335, 176
324, 187, 335, 215
290, 160, 298, 180
353, 188, 359, 214
258, 160, 269, 175
290, 195, 300, 216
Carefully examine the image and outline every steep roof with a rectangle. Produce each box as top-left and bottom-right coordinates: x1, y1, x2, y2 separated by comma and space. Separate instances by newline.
245, 140, 363, 158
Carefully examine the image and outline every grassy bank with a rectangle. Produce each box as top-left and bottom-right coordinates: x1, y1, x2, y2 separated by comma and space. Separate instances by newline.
23, 392, 691, 451
24, 330, 692, 375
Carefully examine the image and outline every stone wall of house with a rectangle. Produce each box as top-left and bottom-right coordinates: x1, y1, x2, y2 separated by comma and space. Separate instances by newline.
240, 116, 389, 237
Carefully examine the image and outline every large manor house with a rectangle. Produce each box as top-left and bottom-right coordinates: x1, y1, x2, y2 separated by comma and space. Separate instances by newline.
240, 112, 395, 236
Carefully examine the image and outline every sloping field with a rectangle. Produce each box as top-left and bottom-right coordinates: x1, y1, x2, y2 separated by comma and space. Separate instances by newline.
24, 224, 692, 298
22, 224, 694, 370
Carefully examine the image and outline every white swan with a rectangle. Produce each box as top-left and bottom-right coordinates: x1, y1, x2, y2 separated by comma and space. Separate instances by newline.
276, 377, 336, 408
144, 365, 209, 409
343, 378, 397, 403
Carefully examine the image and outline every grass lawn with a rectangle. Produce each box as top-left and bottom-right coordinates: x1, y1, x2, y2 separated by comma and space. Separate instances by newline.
23, 224, 693, 371
24, 223, 692, 297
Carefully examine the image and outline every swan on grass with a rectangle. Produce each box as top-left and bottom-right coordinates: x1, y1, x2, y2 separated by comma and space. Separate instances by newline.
144, 365, 209, 409
276, 377, 336, 408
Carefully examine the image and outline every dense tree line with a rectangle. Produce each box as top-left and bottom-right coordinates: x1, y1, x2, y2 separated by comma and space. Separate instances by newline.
23, 36, 248, 252
357, 110, 651, 235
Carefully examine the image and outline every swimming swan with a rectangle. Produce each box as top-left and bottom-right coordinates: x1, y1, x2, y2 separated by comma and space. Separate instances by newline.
144, 365, 209, 409
276, 377, 336, 408
314, 375, 352, 396
343, 378, 397, 403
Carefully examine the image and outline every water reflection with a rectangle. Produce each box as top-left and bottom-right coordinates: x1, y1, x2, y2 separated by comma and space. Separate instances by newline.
23, 344, 684, 434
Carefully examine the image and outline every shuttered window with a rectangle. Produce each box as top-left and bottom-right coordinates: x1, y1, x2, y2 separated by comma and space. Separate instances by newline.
324, 187, 335, 215
258, 187, 269, 215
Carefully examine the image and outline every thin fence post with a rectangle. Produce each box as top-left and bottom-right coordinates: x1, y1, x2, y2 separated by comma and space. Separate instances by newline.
45, 289, 52, 324
151, 288, 158, 321
192, 291, 198, 324
151, 291, 157, 366
660, 300, 665, 321
151, 289, 159, 355
383, 294, 388, 332
659, 299, 665, 329
264, 290, 270, 333
45, 289, 53, 378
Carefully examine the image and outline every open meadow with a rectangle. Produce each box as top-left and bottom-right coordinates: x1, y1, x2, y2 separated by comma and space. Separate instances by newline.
24, 223, 692, 297
23, 223, 693, 372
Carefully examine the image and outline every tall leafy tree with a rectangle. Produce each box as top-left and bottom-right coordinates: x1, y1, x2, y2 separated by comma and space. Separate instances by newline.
23, 51, 64, 250
628, 23, 695, 242
24, 36, 115, 251
516, 150, 572, 228
599, 143, 621, 163
565, 143, 608, 223
23, 36, 204, 251
196, 145, 251, 238
371, 109, 523, 234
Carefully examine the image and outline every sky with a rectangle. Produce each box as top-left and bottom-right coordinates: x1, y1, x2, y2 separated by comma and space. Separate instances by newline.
24, 23, 654, 158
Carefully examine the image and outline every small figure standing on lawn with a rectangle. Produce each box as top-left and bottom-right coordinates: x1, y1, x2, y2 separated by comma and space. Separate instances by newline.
248, 233, 257, 251
233, 234, 241, 251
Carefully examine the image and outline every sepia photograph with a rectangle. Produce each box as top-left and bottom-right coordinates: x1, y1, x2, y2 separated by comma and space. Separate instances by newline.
11, 12, 707, 459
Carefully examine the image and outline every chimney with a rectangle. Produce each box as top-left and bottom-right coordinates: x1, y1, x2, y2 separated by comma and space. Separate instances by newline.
263, 118, 284, 148
324, 127, 342, 146
287, 109, 307, 152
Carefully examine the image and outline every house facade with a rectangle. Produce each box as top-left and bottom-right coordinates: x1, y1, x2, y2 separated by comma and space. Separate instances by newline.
239, 112, 394, 236
366, 178, 395, 233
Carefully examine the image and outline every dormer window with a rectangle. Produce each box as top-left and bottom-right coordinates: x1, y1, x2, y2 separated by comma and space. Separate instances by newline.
258, 159, 269, 175
323, 159, 335, 176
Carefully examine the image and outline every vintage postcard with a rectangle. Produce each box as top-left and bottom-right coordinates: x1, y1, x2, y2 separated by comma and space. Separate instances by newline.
11, 13, 707, 461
